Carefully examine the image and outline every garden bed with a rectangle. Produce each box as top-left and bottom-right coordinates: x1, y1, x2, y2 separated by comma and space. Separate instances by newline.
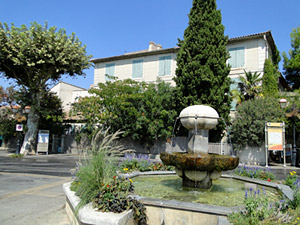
63, 182, 134, 225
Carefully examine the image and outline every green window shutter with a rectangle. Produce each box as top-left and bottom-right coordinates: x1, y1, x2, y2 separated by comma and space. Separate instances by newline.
159, 56, 172, 76
132, 59, 143, 78
236, 47, 245, 68
228, 47, 245, 68
105, 63, 115, 81
159, 56, 165, 76
164, 56, 171, 75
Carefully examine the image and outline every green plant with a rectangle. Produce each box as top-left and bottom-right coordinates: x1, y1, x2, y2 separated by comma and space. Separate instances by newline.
73, 130, 127, 211
174, 0, 231, 142
92, 177, 147, 224
239, 70, 262, 100
118, 153, 175, 173
262, 59, 279, 97
284, 171, 298, 189
229, 189, 275, 225
72, 129, 147, 224
230, 97, 285, 150
8, 153, 24, 158
283, 26, 300, 89
72, 79, 177, 147
234, 165, 276, 181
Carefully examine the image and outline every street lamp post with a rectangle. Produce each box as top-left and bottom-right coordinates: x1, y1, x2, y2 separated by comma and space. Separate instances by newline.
279, 98, 299, 167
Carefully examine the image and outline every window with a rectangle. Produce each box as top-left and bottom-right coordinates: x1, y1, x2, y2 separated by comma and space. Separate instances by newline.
230, 77, 241, 110
158, 56, 171, 76
228, 47, 245, 68
132, 59, 143, 78
105, 63, 115, 81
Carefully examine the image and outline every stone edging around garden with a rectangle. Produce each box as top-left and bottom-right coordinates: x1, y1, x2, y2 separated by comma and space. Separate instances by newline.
63, 182, 134, 225
63, 171, 294, 225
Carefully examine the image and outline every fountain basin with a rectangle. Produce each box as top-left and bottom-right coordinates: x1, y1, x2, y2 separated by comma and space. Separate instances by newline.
160, 152, 239, 188
160, 152, 239, 171
64, 171, 294, 225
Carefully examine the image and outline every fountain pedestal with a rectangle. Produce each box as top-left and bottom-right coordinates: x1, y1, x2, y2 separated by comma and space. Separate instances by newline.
188, 130, 208, 154
161, 105, 239, 189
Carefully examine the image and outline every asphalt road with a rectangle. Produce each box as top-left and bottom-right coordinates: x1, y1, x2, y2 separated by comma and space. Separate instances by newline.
0, 151, 78, 225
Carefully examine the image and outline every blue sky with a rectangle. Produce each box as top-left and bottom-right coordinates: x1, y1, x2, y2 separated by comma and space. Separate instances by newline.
1, 0, 300, 89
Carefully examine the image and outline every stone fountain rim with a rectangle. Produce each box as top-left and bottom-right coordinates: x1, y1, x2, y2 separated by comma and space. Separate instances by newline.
118, 171, 293, 216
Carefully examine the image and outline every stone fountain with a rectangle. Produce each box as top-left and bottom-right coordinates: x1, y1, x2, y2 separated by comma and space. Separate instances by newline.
160, 105, 239, 189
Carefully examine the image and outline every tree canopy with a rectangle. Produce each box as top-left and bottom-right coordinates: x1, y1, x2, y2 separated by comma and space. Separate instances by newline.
174, 0, 231, 141
0, 22, 92, 154
72, 79, 177, 148
283, 26, 300, 90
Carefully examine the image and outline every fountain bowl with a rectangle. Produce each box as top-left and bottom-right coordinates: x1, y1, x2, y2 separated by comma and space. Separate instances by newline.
179, 105, 219, 130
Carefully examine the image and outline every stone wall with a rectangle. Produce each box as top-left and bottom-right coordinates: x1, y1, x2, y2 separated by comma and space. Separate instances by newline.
236, 145, 266, 166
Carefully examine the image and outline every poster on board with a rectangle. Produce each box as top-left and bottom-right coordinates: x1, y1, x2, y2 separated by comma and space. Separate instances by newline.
265, 122, 285, 167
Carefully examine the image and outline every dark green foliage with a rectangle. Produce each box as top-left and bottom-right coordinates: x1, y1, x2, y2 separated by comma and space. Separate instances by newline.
174, 0, 231, 141
0, 110, 15, 142
72, 79, 177, 147
92, 178, 147, 225
230, 97, 284, 150
0, 86, 17, 141
262, 59, 279, 96
283, 26, 300, 90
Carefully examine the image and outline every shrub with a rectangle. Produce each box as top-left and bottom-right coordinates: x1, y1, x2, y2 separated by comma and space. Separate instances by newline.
72, 79, 177, 147
230, 97, 284, 150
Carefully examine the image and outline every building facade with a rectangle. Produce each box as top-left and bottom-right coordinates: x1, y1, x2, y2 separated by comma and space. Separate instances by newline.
91, 31, 278, 89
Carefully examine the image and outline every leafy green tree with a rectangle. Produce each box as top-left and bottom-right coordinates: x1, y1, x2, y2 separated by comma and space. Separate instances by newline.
174, 0, 231, 141
230, 97, 284, 150
262, 58, 279, 97
0, 86, 16, 143
239, 70, 262, 100
283, 26, 300, 90
72, 79, 177, 148
0, 22, 92, 154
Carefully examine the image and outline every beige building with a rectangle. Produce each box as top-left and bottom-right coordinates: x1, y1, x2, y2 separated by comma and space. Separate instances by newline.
50, 81, 90, 113
91, 31, 278, 86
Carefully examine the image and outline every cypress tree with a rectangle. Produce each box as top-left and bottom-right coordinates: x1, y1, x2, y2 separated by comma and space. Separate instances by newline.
262, 58, 279, 97
174, 0, 231, 141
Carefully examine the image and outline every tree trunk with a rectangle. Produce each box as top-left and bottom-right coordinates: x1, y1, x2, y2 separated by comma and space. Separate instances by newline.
20, 95, 40, 155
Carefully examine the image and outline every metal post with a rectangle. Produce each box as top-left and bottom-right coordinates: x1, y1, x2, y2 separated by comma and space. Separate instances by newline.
15, 132, 20, 154
292, 119, 297, 166
283, 122, 286, 167
265, 123, 268, 167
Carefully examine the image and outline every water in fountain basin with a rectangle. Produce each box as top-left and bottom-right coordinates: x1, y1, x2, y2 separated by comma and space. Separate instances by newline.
132, 175, 281, 207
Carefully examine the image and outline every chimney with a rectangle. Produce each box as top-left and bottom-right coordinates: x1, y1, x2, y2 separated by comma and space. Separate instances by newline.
149, 41, 162, 51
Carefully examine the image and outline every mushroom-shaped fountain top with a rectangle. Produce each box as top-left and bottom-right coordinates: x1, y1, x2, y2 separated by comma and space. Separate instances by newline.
179, 105, 219, 130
